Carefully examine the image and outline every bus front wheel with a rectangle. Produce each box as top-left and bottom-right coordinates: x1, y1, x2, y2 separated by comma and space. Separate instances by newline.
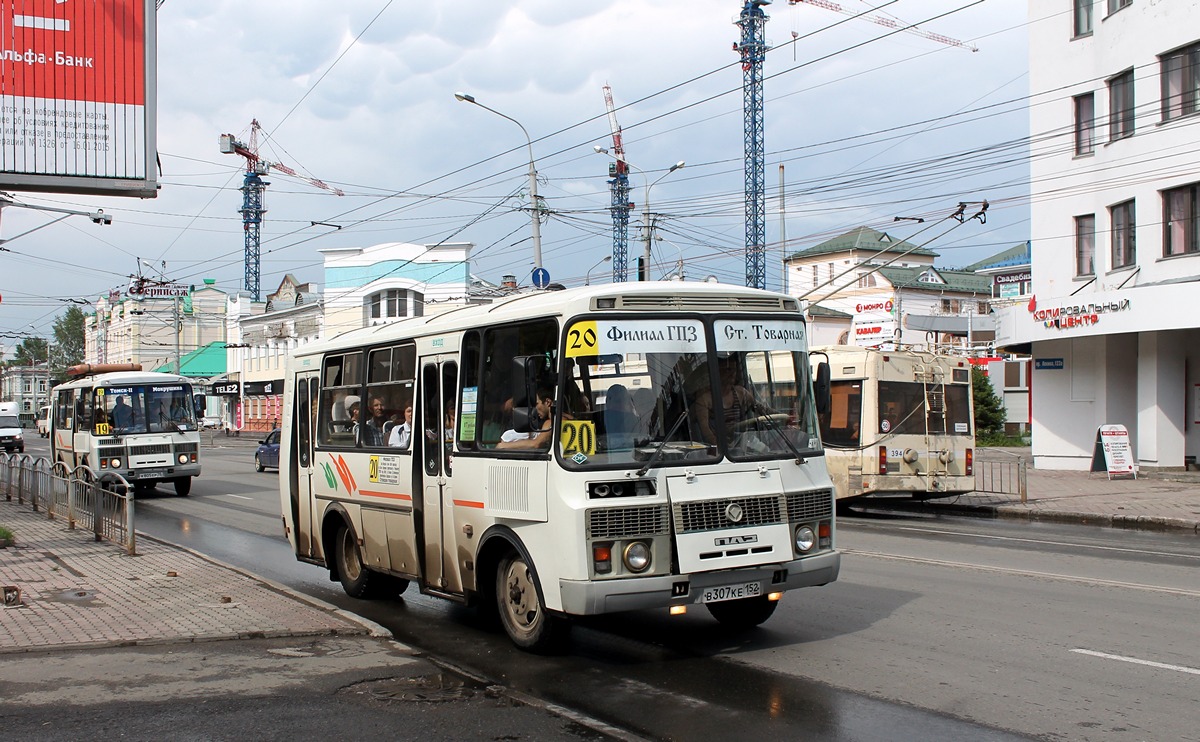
173, 477, 192, 496
705, 596, 778, 630
495, 551, 568, 653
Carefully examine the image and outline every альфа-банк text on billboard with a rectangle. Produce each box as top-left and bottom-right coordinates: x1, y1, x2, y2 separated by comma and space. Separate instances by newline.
0, 0, 156, 197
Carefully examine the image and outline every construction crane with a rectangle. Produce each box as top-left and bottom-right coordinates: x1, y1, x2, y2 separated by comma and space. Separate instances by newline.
735, 0, 770, 290
219, 119, 344, 301
602, 84, 632, 282
787, 0, 978, 52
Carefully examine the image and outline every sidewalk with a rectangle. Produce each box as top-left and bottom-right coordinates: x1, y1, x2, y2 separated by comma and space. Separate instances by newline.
885, 449, 1200, 534
0, 497, 379, 652
0, 497, 630, 740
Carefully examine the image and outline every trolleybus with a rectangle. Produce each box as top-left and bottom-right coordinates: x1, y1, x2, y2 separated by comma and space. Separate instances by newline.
279, 283, 840, 651
811, 345, 975, 502
50, 364, 202, 496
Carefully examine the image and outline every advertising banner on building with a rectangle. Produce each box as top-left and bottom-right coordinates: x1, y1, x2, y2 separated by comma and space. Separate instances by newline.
0, 0, 157, 197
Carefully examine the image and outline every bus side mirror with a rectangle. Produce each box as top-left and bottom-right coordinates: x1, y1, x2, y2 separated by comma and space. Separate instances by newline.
511, 355, 541, 433
193, 393, 206, 417
813, 361, 831, 416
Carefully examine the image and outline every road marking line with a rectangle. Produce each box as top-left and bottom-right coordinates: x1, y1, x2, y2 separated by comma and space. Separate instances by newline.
223, 494, 253, 500
845, 549, 1200, 598
1071, 648, 1200, 676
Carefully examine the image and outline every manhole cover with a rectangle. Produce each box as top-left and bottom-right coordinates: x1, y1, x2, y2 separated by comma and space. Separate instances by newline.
45, 589, 100, 604
346, 673, 483, 703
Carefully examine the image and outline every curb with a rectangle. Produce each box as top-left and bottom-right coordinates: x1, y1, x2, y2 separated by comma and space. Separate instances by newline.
865, 500, 1200, 534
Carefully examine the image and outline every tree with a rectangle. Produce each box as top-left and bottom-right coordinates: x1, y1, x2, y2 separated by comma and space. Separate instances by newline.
971, 366, 1007, 438
52, 306, 87, 381
12, 337, 47, 367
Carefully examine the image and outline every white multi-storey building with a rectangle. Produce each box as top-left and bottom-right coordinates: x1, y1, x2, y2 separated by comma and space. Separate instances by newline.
996, 2, 1200, 471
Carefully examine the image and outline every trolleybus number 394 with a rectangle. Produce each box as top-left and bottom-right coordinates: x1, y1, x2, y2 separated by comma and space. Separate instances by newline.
702, 581, 763, 603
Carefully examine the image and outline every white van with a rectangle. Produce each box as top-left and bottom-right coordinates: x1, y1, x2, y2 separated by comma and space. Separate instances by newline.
37, 405, 51, 438
0, 401, 24, 454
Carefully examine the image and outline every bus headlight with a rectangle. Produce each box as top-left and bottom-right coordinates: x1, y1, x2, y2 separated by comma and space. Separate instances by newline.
178, 454, 189, 465
794, 525, 816, 553
622, 541, 651, 572
110, 458, 122, 469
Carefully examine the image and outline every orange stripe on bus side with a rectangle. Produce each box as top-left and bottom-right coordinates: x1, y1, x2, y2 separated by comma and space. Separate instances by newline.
357, 490, 412, 501
453, 500, 485, 509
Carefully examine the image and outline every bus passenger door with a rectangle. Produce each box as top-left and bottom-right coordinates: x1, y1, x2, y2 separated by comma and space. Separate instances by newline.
418, 357, 460, 593
289, 373, 320, 558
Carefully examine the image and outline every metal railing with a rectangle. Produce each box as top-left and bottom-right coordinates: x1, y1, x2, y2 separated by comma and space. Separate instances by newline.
973, 451, 1028, 503
2, 453, 136, 554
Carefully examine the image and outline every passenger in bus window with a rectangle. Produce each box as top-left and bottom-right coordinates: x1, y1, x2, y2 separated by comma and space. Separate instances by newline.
388, 406, 413, 448
363, 396, 388, 446
603, 384, 637, 450
345, 396, 361, 438
112, 396, 134, 430
496, 389, 553, 450
169, 398, 189, 422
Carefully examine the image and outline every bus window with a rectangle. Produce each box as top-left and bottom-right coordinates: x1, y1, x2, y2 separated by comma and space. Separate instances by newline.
319, 352, 363, 447
820, 380, 863, 447
476, 320, 557, 452
363, 345, 415, 449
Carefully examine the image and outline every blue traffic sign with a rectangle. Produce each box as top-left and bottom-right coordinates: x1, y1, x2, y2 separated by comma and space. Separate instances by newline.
532, 267, 551, 289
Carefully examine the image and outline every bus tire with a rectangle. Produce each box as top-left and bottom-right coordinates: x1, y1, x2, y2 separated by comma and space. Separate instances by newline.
335, 523, 385, 599
495, 550, 568, 653
705, 596, 778, 630
173, 477, 192, 496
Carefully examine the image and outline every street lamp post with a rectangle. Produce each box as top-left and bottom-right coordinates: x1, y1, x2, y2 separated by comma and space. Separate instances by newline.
640, 162, 685, 281
455, 92, 543, 274
585, 255, 613, 285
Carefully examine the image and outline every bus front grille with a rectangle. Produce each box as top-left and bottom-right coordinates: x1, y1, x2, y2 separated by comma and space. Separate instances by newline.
787, 489, 834, 521
587, 505, 670, 540
673, 495, 782, 533
176, 442, 199, 456
129, 444, 171, 456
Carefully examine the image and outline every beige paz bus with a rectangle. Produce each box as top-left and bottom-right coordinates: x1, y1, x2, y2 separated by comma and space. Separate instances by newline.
279, 282, 840, 652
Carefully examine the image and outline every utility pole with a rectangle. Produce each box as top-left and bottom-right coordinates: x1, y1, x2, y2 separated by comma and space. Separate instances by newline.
174, 295, 181, 375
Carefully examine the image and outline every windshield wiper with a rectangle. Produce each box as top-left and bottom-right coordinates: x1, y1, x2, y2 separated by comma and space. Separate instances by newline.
635, 412, 694, 477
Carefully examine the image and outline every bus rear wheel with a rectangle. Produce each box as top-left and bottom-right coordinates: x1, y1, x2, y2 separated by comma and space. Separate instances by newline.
705, 596, 778, 630
173, 477, 191, 496
495, 551, 568, 653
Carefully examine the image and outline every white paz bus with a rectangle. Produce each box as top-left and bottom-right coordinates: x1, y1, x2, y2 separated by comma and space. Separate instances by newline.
811, 345, 975, 502
280, 283, 840, 651
50, 364, 203, 496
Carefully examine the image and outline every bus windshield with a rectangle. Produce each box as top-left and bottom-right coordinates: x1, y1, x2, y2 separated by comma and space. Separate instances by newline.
562, 316, 821, 468
97, 383, 196, 434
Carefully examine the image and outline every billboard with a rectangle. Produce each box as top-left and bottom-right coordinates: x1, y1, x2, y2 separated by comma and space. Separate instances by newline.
0, 0, 156, 197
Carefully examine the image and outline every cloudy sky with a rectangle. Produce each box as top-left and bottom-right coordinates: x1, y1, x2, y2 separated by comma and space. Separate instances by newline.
1, 0, 1035, 342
